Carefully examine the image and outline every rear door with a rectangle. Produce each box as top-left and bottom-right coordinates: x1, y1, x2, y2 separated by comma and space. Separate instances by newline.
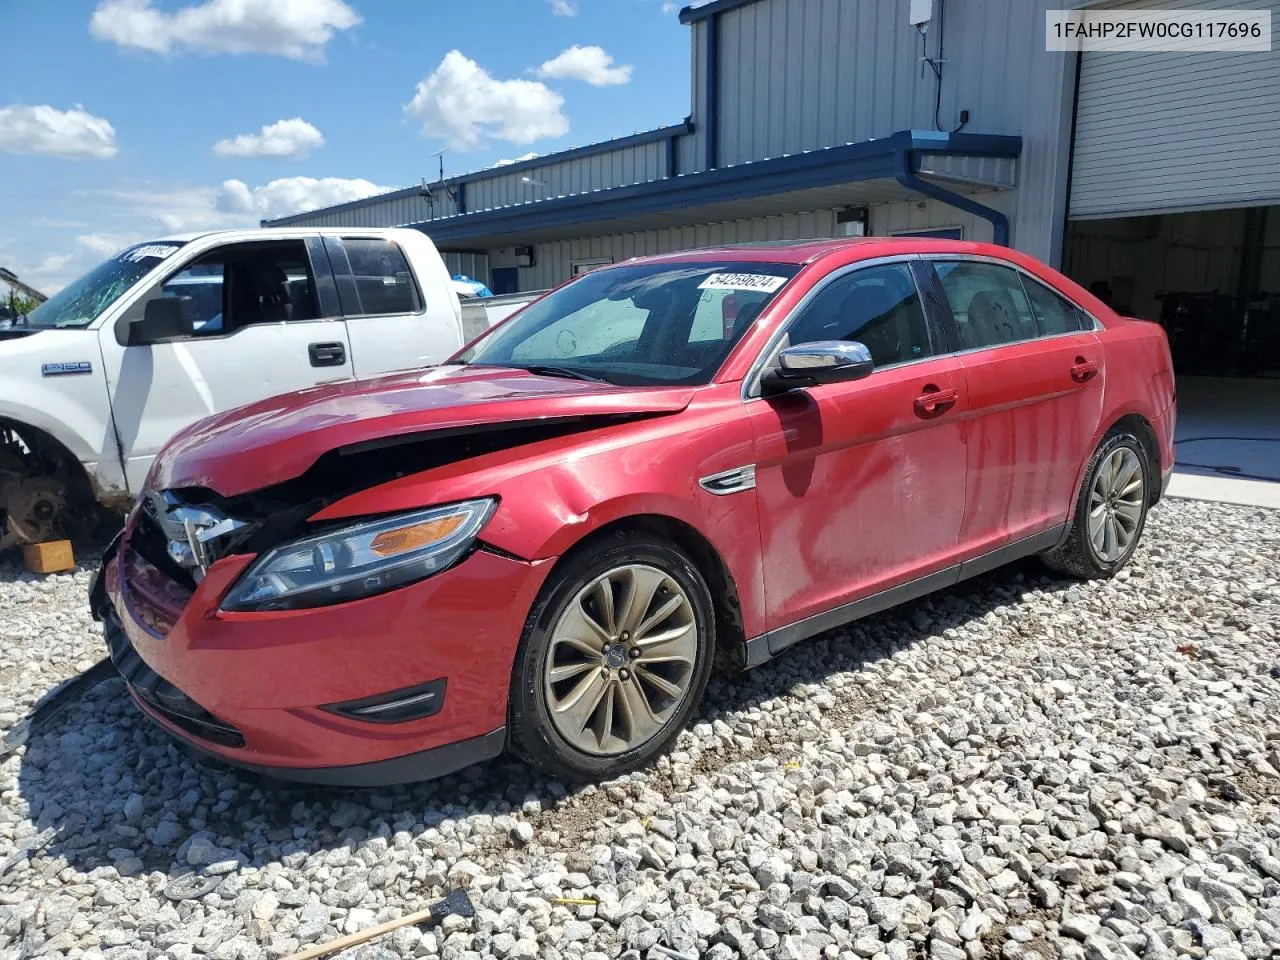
324, 236, 456, 377
747, 259, 970, 647
99, 237, 352, 492
923, 258, 1105, 555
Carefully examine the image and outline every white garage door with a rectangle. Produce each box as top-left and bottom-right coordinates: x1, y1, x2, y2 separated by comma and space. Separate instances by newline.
1068, 0, 1280, 219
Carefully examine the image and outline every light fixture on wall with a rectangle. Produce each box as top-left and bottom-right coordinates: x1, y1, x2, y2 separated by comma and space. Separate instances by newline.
837, 206, 870, 237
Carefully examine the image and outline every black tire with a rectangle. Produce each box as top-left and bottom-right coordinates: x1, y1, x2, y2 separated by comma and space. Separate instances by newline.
508, 530, 716, 782
1042, 429, 1151, 579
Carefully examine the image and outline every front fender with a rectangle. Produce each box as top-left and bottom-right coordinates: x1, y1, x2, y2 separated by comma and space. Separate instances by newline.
310, 389, 769, 638
0, 331, 126, 496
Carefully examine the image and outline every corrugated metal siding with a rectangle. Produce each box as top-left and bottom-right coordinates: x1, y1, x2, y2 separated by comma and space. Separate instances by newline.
1070, 0, 1280, 218
710, 0, 1072, 263
441, 253, 490, 286
488, 209, 839, 291
917, 154, 1017, 189
714, 0, 1040, 166
463, 142, 667, 214
280, 193, 433, 228
870, 191, 1014, 243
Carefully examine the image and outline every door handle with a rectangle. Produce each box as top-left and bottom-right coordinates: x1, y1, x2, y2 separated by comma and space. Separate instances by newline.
914, 384, 958, 418
1071, 356, 1099, 382
309, 342, 346, 367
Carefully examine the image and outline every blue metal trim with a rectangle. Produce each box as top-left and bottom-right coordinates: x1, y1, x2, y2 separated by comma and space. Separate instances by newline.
705, 13, 719, 170
264, 121, 695, 225
679, 0, 762, 24
417, 130, 1018, 246
894, 149, 1011, 246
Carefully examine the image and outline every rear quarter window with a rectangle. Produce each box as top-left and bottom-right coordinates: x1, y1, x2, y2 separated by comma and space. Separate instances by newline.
343, 238, 420, 316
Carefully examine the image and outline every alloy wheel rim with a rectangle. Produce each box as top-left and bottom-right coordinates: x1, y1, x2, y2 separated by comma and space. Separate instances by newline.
544, 563, 698, 756
1087, 447, 1144, 563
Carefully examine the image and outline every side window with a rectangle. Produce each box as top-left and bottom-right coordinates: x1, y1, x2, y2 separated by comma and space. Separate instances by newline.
159, 263, 225, 333
689, 290, 769, 344
934, 261, 1038, 350
1021, 274, 1088, 336
343, 238, 420, 316
783, 263, 932, 368
157, 241, 317, 336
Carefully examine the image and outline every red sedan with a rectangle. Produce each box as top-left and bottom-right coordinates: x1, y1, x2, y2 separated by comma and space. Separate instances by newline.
92, 238, 1176, 785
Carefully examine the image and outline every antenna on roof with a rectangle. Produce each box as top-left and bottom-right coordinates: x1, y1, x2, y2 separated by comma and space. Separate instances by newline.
427, 147, 458, 206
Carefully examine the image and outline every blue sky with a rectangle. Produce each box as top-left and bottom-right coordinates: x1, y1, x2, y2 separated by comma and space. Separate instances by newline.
0, 0, 696, 293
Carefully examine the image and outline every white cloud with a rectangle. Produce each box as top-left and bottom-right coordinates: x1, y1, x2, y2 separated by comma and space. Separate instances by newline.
662, 2, 678, 12
4, 174, 392, 294
491, 152, 539, 168
216, 176, 389, 221
535, 45, 632, 86
549, 0, 577, 14
0, 235, 137, 295
213, 117, 324, 158
0, 104, 118, 160
89, 0, 360, 61
406, 50, 569, 150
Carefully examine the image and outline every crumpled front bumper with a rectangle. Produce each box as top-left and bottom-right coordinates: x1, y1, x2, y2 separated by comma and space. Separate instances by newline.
93, 529, 553, 786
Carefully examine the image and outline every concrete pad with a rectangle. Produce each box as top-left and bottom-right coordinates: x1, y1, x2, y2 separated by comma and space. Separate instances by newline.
1166, 472, 1280, 509
1167, 376, 1280, 509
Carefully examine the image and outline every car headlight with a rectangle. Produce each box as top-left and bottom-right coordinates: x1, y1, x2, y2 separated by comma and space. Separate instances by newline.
221, 498, 497, 612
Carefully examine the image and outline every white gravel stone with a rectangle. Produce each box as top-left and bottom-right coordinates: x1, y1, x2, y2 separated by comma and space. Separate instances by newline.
1, 502, 1278, 960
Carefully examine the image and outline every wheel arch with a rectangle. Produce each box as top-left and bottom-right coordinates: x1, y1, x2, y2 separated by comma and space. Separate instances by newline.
0, 416, 97, 500
547, 512, 750, 673
1104, 412, 1162, 505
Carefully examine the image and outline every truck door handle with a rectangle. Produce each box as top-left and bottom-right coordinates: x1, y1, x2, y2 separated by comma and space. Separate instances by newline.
309, 342, 346, 367
914, 385, 958, 418
1071, 357, 1099, 382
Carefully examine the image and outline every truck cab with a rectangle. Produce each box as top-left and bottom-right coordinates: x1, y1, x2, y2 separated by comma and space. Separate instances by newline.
0, 227, 467, 548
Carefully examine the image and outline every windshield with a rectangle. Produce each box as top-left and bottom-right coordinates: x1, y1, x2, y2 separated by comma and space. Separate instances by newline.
24, 241, 187, 330
459, 260, 799, 386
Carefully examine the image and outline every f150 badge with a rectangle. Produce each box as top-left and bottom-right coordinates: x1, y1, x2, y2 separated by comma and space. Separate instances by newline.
41, 361, 93, 376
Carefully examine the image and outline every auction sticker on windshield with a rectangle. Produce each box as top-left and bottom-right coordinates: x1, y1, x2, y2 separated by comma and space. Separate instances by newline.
697, 273, 789, 293
120, 243, 182, 263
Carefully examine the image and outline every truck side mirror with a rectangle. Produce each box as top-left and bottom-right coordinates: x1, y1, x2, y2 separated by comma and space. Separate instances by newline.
128, 296, 195, 345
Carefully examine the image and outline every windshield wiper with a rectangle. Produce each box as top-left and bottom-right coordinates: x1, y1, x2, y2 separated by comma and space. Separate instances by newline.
518, 365, 609, 383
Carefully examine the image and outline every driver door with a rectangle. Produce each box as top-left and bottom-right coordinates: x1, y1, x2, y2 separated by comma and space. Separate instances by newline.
98, 238, 353, 493
747, 261, 970, 651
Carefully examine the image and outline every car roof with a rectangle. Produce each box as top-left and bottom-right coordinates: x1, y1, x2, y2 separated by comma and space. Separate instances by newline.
628, 236, 1017, 266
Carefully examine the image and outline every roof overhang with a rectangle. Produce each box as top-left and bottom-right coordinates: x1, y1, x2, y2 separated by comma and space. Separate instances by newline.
411, 130, 1021, 250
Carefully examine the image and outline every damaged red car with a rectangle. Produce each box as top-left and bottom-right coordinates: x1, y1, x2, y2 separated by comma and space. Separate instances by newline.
91, 238, 1176, 785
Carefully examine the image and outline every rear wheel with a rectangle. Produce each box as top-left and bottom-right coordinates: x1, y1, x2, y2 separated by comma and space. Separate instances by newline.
1042, 430, 1151, 579
508, 532, 715, 781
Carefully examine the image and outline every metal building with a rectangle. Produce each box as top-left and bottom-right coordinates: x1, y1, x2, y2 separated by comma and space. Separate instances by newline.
267, 0, 1279, 381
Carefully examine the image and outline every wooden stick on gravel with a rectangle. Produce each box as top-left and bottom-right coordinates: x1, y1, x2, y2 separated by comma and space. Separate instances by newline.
280, 889, 474, 960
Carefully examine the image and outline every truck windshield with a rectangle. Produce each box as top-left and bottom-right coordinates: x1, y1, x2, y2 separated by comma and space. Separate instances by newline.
458, 260, 800, 386
24, 241, 187, 330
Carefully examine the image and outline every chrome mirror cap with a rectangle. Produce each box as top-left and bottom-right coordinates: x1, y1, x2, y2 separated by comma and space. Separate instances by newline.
762, 340, 874, 395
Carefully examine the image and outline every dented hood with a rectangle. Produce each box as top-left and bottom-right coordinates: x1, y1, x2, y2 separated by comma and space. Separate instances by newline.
149, 365, 696, 496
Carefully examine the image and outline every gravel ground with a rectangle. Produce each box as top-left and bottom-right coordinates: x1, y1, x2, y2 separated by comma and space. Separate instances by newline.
1, 498, 1279, 960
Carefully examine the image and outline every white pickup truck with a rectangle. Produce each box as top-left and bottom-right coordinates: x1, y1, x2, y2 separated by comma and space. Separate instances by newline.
0, 227, 535, 548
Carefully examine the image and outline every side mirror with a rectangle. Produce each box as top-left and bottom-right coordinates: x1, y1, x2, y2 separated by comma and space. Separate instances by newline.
128, 296, 194, 346
761, 340, 874, 395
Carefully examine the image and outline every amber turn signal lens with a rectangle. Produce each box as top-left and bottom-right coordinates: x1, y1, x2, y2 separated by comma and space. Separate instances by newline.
370, 514, 467, 557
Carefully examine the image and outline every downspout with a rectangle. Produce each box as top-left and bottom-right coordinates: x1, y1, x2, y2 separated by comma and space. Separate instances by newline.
705, 15, 719, 170
894, 149, 1010, 246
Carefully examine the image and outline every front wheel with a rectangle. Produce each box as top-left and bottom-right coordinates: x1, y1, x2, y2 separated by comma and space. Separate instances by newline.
1042, 430, 1151, 579
508, 532, 715, 782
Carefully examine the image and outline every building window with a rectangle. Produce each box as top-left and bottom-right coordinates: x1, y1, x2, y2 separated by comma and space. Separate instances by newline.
571, 258, 613, 277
